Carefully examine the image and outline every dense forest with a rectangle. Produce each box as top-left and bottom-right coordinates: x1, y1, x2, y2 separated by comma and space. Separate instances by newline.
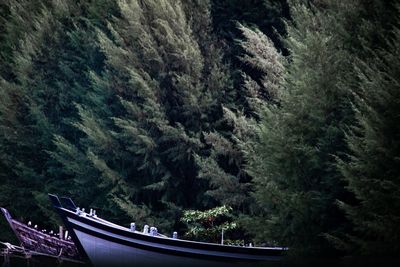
0, 0, 399, 260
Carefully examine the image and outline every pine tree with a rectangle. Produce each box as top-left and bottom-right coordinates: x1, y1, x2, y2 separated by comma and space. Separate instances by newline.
0, 0, 114, 235
210, 0, 289, 110
337, 7, 400, 256
50, 0, 232, 232
246, 1, 355, 255
211, 0, 289, 55
197, 23, 284, 213
0, 0, 63, 225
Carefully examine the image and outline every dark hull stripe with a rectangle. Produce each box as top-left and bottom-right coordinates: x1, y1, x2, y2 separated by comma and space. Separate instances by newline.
59, 208, 284, 257
70, 220, 280, 262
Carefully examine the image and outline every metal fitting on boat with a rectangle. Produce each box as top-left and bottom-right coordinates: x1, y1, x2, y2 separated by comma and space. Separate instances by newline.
143, 225, 149, 234
130, 223, 136, 232
59, 226, 64, 240
80, 208, 86, 217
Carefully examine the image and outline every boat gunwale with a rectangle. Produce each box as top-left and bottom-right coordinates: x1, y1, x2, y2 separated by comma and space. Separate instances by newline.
57, 207, 284, 257
67, 218, 281, 262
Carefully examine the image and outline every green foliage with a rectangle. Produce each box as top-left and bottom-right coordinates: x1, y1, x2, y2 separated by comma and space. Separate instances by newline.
181, 205, 237, 243
45, 0, 233, 233
246, 0, 355, 256
0, 0, 398, 259
0, 0, 114, 236
210, 0, 289, 111
196, 21, 284, 217
211, 0, 288, 53
336, 9, 400, 256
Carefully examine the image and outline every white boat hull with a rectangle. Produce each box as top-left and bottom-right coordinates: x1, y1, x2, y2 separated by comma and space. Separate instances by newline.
74, 229, 223, 266
49, 194, 285, 267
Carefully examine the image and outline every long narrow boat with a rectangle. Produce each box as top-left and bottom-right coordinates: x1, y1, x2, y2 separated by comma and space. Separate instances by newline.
49, 194, 286, 267
0, 207, 82, 263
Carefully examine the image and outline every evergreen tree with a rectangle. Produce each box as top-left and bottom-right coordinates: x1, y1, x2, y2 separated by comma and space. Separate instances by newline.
196, 1, 289, 217
210, 0, 289, 110
246, 1, 355, 255
197, 23, 284, 212
0, 0, 397, 259
51, 0, 232, 232
0, 0, 64, 225
211, 0, 289, 54
0, 0, 113, 236
337, 7, 400, 256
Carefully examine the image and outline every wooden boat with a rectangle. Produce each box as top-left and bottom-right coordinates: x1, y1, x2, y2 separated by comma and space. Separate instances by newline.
0, 240, 84, 267
0, 207, 82, 263
49, 194, 286, 267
